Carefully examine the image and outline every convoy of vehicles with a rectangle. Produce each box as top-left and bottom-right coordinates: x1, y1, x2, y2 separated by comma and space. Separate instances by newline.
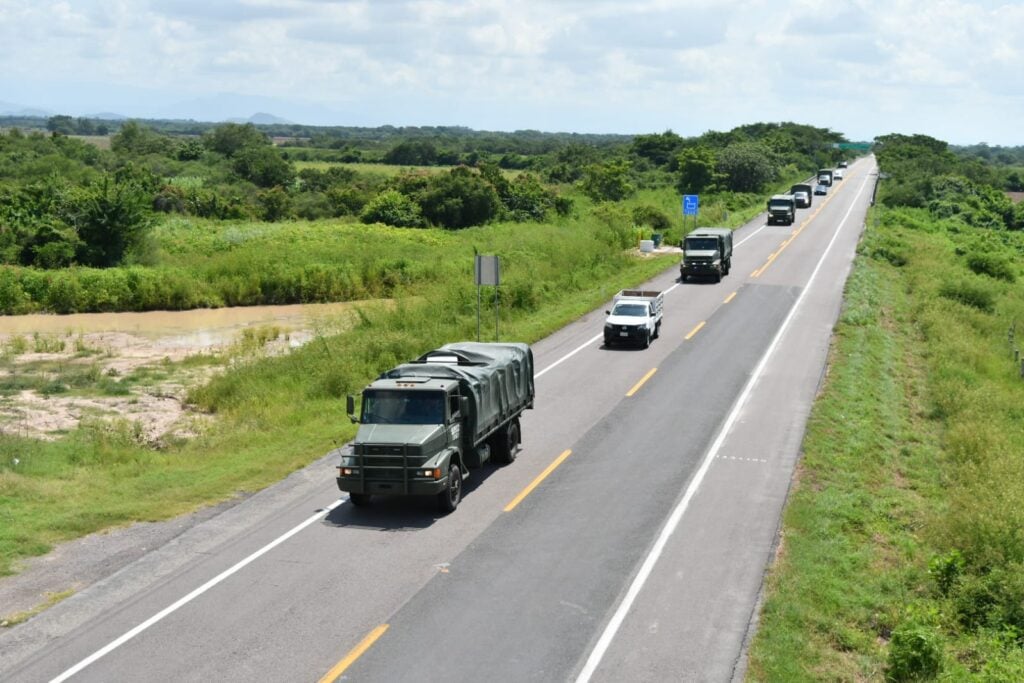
680, 227, 733, 283
337, 167, 854, 510
604, 289, 664, 348
766, 194, 797, 225
338, 342, 535, 512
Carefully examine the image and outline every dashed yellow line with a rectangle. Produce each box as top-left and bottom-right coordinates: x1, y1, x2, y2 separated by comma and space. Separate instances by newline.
723, 292, 737, 304
319, 624, 390, 683
685, 321, 706, 340
626, 368, 658, 397
504, 449, 573, 512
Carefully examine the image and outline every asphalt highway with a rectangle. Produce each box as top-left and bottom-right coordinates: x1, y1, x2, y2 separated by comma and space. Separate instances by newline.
0, 158, 877, 682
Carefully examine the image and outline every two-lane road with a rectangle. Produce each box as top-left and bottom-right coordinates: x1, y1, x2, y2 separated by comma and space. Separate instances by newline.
0, 159, 876, 682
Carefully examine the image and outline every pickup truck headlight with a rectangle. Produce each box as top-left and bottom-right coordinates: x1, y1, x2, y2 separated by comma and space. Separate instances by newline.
339, 466, 358, 476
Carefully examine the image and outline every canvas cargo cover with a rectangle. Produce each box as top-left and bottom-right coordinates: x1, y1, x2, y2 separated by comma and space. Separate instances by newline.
383, 342, 534, 444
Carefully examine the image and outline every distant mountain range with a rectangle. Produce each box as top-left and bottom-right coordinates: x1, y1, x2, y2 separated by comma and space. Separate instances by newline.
0, 100, 294, 126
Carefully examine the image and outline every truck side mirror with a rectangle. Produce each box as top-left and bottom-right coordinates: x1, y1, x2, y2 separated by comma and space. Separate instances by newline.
346, 395, 358, 424
605, 310, 610, 315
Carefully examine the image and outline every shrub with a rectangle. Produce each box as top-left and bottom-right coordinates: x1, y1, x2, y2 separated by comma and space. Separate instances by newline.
886, 622, 944, 681
965, 251, 1016, 282
360, 190, 424, 228
938, 278, 995, 312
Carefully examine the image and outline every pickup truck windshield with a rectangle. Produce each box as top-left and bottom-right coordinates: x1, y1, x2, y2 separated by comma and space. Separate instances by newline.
685, 237, 719, 251
611, 303, 648, 317
362, 390, 445, 425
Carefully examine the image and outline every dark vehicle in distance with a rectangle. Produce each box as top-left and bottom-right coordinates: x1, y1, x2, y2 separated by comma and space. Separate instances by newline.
790, 183, 814, 207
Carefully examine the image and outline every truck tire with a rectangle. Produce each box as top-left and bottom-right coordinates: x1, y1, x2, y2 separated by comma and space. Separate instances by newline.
438, 464, 462, 513
349, 493, 371, 507
714, 269, 722, 283
724, 259, 731, 275
653, 321, 661, 339
642, 330, 650, 349
492, 419, 520, 465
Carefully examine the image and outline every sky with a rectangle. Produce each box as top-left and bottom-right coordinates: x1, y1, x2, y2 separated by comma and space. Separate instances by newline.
1, 0, 1022, 145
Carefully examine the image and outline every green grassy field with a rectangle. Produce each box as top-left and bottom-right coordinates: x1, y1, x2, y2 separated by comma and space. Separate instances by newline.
748, 207, 1024, 680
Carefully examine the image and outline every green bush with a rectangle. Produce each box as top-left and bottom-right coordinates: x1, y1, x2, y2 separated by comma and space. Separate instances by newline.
886, 622, 944, 681
938, 278, 995, 312
965, 251, 1016, 282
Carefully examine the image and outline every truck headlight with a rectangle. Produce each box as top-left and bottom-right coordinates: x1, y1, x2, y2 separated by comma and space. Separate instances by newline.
419, 468, 442, 479
339, 467, 358, 476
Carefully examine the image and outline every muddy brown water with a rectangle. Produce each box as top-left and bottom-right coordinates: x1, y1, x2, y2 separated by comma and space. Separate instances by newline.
0, 301, 369, 350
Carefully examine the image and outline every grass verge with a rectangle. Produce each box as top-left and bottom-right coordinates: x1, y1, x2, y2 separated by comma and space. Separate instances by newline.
748, 207, 1024, 680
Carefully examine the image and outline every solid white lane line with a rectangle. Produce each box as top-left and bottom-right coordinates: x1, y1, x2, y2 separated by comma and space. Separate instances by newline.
574, 170, 873, 683
49, 499, 346, 683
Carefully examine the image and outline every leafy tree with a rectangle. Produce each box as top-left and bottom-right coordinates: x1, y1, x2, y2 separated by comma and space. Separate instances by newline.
233, 146, 295, 188
676, 146, 719, 194
111, 121, 174, 156
360, 189, 424, 227
631, 130, 684, 167
579, 159, 635, 202
418, 166, 501, 229
383, 140, 438, 166
66, 176, 153, 267
205, 123, 269, 157
257, 186, 293, 221
46, 115, 76, 135
545, 143, 600, 184
715, 142, 777, 193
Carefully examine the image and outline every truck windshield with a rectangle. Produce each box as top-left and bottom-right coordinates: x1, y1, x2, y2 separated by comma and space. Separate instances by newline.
362, 390, 445, 425
685, 237, 719, 251
611, 303, 648, 317
770, 201, 791, 209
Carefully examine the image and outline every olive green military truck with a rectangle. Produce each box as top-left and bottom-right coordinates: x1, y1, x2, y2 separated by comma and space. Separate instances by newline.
337, 342, 534, 512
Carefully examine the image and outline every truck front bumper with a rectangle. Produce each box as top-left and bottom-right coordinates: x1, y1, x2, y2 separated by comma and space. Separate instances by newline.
337, 476, 447, 496
604, 325, 647, 346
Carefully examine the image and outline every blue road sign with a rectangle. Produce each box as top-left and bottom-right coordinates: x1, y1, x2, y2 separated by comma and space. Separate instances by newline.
682, 194, 699, 216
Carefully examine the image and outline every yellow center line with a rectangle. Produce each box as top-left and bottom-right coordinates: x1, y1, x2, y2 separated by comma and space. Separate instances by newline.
685, 321, 706, 340
723, 291, 737, 304
626, 367, 657, 397
319, 624, 390, 683
504, 449, 572, 512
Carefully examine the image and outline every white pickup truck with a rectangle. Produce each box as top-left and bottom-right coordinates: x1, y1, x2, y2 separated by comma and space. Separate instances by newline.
603, 289, 664, 348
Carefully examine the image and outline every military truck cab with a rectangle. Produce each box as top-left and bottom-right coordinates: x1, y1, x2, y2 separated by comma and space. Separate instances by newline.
680, 227, 733, 283
766, 194, 797, 225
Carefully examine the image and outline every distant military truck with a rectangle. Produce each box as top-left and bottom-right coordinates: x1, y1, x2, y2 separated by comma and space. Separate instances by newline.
680, 227, 733, 283
790, 183, 813, 208
338, 342, 534, 512
766, 194, 796, 225
817, 168, 834, 186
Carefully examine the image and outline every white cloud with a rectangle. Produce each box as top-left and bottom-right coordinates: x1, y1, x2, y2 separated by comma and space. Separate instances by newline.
0, 0, 1021, 143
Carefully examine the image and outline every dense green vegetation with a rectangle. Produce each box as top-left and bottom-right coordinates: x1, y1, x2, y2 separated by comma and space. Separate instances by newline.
749, 135, 1024, 680
1, 119, 847, 313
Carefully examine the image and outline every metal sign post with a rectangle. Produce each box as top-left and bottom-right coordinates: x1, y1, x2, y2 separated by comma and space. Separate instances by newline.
474, 254, 501, 341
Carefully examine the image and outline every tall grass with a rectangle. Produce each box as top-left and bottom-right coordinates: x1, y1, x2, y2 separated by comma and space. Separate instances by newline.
748, 206, 1024, 680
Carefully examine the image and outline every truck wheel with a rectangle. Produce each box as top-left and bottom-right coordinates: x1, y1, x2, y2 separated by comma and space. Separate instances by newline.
349, 493, 371, 507
653, 321, 661, 339
438, 464, 462, 513
714, 269, 722, 283
492, 420, 520, 465
724, 260, 731, 275
642, 330, 650, 349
